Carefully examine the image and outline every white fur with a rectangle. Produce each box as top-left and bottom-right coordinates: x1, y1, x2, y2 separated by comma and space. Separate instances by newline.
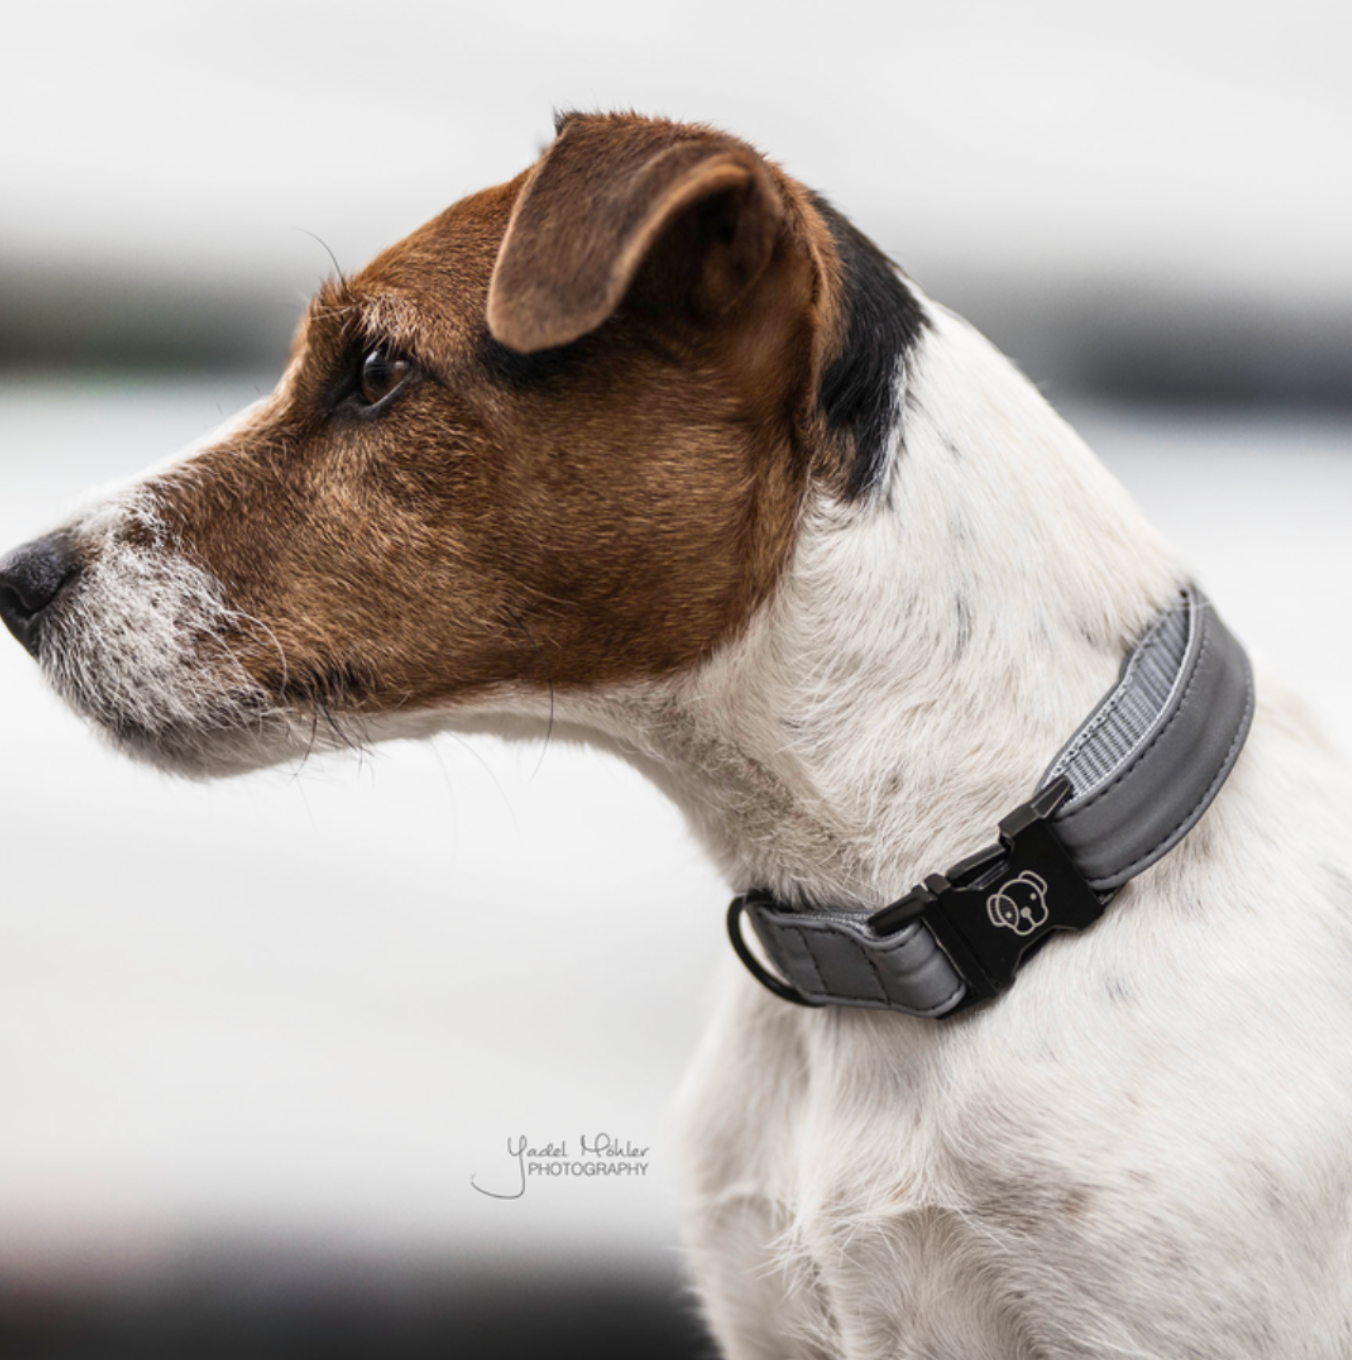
37, 490, 270, 764
36, 389, 356, 775
647, 302, 1352, 1358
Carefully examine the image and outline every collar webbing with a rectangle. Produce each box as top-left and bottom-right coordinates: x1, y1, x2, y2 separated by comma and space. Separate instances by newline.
728, 585, 1254, 1018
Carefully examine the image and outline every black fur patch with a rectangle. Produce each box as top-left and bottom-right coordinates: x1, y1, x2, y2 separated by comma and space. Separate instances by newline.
812, 194, 927, 500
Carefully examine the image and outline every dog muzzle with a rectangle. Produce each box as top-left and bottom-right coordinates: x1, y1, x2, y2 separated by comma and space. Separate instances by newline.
728, 585, 1254, 1018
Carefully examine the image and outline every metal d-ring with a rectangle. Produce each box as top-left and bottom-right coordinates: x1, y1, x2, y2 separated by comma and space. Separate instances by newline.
726, 896, 825, 1008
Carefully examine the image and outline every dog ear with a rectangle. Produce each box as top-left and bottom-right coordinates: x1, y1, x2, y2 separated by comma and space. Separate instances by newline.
487, 118, 785, 354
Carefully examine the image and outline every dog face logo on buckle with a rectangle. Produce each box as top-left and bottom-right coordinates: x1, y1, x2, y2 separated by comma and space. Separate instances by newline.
986, 872, 1050, 936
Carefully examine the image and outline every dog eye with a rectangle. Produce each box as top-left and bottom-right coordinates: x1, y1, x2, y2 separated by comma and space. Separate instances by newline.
358, 346, 411, 406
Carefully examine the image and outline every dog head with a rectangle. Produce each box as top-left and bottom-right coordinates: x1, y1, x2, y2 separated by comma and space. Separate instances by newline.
986, 872, 1051, 936
0, 113, 924, 775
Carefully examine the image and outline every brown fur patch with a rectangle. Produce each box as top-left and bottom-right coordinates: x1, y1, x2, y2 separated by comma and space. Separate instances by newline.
144, 114, 855, 723
488, 116, 786, 353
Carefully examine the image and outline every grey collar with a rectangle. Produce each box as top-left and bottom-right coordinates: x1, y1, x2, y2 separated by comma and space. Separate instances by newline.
728, 585, 1255, 1019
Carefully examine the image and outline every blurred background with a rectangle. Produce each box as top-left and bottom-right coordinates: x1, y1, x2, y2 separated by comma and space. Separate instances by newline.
0, 1, 1348, 1354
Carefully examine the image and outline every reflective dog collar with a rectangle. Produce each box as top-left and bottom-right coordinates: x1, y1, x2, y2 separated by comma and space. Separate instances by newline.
728, 585, 1254, 1018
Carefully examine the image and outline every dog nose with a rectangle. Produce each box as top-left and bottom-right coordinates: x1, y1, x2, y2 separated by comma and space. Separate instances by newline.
0, 533, 83, 658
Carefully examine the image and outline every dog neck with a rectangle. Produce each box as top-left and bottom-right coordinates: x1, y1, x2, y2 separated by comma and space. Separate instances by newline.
571, 300, 1186, 911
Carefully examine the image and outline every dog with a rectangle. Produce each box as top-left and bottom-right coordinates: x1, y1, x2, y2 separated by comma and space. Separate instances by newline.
3, 112, 1352, 1358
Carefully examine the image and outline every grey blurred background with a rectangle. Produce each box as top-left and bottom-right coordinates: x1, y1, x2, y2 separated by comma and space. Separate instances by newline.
0, 1, 1349, 1355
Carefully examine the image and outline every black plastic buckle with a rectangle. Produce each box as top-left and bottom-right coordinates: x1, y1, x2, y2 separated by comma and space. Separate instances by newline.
867, 776, 1106, 1013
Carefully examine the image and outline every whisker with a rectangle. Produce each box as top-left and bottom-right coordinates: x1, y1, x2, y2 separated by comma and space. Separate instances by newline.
505, 607, 555, 781
440, 730, 520, 842
293, 227, 347, 286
